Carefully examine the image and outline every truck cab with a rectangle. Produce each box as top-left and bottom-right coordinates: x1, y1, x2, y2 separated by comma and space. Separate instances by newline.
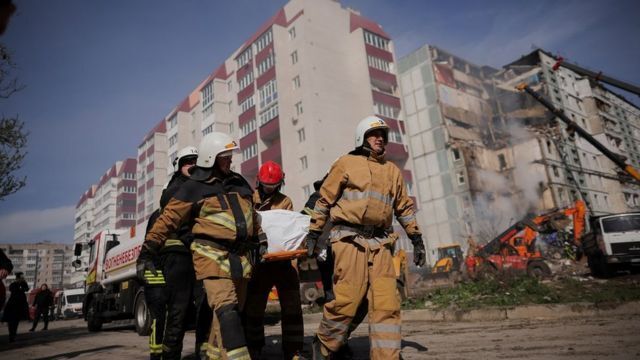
583, 213, 640, 277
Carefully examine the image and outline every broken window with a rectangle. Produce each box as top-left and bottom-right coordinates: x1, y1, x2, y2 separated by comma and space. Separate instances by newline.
498, 154, 507, 170
457, 170, 465, 185
546, 140, 553, 155
552, 165, 559, 177
452, 148, 461, 161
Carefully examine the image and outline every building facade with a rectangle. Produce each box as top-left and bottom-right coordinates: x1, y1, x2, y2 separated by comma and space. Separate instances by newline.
398, 46, 640, 265
1, 243, 74, 290
136, 121, 168, 225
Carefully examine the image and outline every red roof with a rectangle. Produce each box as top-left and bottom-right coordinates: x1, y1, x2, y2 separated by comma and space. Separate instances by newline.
349, 12, 390, 39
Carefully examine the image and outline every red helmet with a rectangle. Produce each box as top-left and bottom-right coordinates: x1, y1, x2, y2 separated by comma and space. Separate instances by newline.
258, 161, 284, 185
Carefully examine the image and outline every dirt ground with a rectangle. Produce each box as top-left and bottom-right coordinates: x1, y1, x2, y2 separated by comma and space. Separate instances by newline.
0, 310, 638, 359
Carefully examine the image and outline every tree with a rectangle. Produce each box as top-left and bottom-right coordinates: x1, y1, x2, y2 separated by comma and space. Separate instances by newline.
0, 1, 28, 201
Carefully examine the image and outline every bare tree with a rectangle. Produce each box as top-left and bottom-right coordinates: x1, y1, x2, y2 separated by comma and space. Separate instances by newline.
0, 1, 28, 201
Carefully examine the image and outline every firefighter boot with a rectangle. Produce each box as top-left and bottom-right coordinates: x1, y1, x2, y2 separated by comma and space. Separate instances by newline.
312, 335, 331, 360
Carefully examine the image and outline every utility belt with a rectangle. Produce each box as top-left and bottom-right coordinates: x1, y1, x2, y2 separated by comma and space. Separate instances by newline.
194, 235, 258, 255
333, 221, 389, 238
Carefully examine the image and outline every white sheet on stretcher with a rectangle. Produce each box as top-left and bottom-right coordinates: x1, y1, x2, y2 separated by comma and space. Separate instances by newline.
258, 209, 310, 253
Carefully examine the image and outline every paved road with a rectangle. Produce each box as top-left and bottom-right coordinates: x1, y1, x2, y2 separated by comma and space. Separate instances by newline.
1, 312, 639, 359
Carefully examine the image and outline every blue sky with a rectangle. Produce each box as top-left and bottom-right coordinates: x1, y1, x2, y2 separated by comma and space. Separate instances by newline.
0, 0, 638, 244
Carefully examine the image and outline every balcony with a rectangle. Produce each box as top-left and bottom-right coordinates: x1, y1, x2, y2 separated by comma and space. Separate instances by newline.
386, 142, 409, 163
369, 67, 397, 89
237, 85, 254, 103
241, 156, 259, 179
240, 131, 257, 149
239, 107, 256, 126
259, 116, 280, 142
261, 139, 282, 164
402, 169, 413, 184
256, 66, 276, 88
372, 90, 401, 108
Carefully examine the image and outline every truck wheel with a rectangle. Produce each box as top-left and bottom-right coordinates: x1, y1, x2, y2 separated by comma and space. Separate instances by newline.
134, 293, 151, 336
86, 298, 103, 332
527, 260, 551, 279
588, 254, 613, 278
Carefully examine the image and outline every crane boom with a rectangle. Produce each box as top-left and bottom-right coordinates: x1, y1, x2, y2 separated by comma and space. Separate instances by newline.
552, 57, 640, 97
516, 83, 640, 183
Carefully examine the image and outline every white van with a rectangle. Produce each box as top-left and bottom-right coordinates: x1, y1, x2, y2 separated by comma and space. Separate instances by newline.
57, 288, 85, 319
583, 213, 640, 277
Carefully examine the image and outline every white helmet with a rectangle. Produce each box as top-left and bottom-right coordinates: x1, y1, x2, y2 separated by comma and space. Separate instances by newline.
172, 146, 198, 173
354, 115, 389, 147
196, 132, 239, 168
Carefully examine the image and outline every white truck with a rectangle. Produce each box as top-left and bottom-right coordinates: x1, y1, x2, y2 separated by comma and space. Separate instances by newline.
55, 287, 85, 319
582, 213, 640, 277
73, 224, 151, 335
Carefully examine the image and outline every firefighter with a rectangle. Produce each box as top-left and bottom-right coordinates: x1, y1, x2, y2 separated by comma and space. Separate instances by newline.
305, 116, 426, 360
142, 132, 264, 360
139, 146, 199, 360
244, 161, 304, 360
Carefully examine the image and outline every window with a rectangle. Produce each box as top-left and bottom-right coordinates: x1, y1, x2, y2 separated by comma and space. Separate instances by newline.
240, 118, 257, 137
298, 128, 305, 142
552, 165, 559, 177
367, 55, 392, 73
169, 151, 177, 164
292, 75, 301, 89
123, 186, 136, 193
236, 48, 253, 67
238, 72, 254, 90
457, 170, 465, 185
168, 134, 178, 146
291, 51, 298, 64
203, 124, 213, 136
242, 143, 257, 161
256, 53, 275, 76
363, 30, 389, 51
168, 115, 178, 129
239, 96, 254, 113
288, 26, 296, 39
389, 130, 402, 143
300, 156, 308, 170
201, 81, 214, 109
258, 79, 278, 108
498, 154, 507, 170
303, 185, 311, 198
259, 105, 279, 126
374, 102, 399, 118
255, 29, 272, 52
295, 101, 303, 116
452, 148, 461, 161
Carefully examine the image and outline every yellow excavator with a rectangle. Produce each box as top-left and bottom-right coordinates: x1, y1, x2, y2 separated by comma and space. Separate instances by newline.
432, 244, 464, 274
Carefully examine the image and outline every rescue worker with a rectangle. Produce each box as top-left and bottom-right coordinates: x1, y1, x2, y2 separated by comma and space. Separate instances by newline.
244, 161, 304, 360
142, 132, 264, 360
305, 116, 426, 360
139, 146, 199, 360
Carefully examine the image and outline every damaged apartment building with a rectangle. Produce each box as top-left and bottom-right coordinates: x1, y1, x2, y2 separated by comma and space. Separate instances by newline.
398, 45, 640, 265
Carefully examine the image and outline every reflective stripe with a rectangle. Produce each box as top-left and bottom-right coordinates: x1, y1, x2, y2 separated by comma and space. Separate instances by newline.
341, 190, 393, 207
206, 345, 222, 360
149, 319, 163, 354
192, 242, 252, 277
370, 338, 401, 349
319, 318, 348, 343
302, 207, 314, 215
164, 239, 183, 247
370, 323, 401, 334
202, 209, 253, 233
397, 214, 416, 226
313, 204, 329, 215
226, 346, 251, 360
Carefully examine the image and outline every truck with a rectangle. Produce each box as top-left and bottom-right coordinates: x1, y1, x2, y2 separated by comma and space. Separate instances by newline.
73, 225, 151, 335
55, 287, 85, 319
582, 213, 640, 277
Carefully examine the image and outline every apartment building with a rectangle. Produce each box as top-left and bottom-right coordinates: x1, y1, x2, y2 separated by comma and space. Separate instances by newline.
136, 121, 168, 224
0, 243, 74, 290
398, 45, 640, 265
137, 0, 413, 229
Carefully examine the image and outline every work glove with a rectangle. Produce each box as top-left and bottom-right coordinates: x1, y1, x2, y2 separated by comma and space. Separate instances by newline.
305, 231, 322, 258
409, 234, 426, 267
136, 242, 161, 284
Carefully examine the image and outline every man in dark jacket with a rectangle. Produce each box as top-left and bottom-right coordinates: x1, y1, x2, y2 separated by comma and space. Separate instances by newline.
3, 272, 28, 342
30, 283, 53, 331
0, 248, 13, 312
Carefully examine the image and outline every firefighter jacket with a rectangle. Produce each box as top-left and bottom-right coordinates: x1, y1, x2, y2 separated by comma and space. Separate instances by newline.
309, 147, 421, 239
253, 189, 293, 211
160, 173, 193, 251
145, 171, 265, 280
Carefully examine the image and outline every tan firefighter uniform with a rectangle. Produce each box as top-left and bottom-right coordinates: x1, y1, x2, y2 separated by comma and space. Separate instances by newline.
309, 149, 421, 360
244, 190, 304, 359
146, 171, 265, 360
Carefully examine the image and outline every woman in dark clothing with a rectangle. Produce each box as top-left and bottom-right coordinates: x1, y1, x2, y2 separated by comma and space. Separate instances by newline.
30, 283, 53, 331
2, 272, 29, 342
